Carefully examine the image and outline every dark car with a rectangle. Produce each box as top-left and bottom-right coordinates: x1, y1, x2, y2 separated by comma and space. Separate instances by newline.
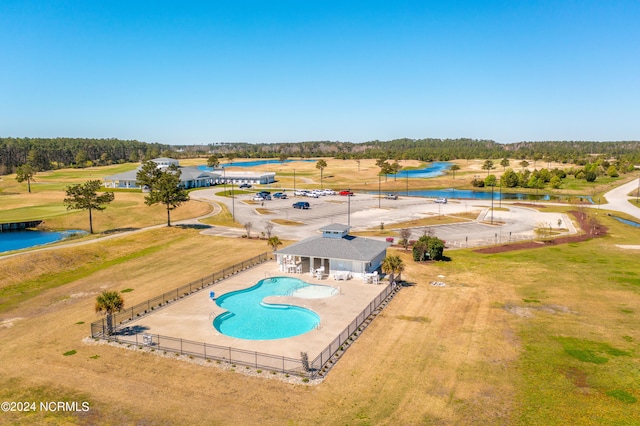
293, 201, 310, 209
273, 192, 287, 199
238, 183, 252, 189
256, 191, 271, 197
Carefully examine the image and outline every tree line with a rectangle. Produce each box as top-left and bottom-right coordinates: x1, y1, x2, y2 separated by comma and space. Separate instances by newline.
3, 136, 640, 176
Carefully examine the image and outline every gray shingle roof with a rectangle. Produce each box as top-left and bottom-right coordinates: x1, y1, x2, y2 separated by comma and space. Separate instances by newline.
275, 235, 390, 262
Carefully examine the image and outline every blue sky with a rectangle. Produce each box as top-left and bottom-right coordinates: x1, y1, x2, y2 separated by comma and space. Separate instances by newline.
1, 1, 639, 145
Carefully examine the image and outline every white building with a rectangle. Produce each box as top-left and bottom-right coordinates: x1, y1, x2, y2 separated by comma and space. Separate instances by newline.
104, 159, 276, 189
274, 224, 390, 280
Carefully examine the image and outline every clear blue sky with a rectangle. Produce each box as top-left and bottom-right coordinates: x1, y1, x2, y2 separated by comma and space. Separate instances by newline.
2, 1, 639, 145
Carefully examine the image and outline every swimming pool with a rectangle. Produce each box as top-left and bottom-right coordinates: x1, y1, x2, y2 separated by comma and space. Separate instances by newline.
213, 277, 336, 340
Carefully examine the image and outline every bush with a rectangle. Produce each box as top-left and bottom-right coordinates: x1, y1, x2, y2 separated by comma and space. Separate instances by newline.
412, 235, 445, 261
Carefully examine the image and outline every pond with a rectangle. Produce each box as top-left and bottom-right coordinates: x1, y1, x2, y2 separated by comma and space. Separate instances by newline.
0, 230, 86, 254
394, 161, 451, 178
198, 159, 316, 170
371, 187, 592, 202
611, 216, 640, 228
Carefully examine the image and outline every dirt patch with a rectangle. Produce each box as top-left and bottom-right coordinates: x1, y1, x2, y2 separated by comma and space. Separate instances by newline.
562, 367, 590, 389
475, 210, 607, 254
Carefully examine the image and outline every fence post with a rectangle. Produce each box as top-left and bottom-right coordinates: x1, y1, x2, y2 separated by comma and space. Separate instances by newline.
204, 342, 207, 360
180, 339, 183, 355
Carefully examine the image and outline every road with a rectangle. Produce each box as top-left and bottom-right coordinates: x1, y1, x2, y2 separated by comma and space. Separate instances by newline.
601, 177, 640, 220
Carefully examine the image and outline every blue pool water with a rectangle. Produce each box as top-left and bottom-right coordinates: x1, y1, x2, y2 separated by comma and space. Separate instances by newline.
213, 277, 325, 340
0, 229, 86, 254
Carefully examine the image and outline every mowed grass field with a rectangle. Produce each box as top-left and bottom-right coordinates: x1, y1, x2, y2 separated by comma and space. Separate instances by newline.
1, 160, 639, 424
0, 214, 638, 424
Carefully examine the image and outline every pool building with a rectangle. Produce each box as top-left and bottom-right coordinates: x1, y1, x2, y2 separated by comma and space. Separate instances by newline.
103, 157, 276, 189
274, 224, 390, 280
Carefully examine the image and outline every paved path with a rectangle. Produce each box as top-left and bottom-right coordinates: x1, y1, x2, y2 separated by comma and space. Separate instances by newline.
601, 177, 640, 220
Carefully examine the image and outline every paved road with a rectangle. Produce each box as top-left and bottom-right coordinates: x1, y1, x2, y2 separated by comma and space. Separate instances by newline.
601, 177, 640, 220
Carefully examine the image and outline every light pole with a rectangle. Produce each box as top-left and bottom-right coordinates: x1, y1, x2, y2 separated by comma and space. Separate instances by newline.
499, 177, 502, 208
293, 169, 296, 194
490, 183, 494, 225
378, 174, 381, 208
231, 180, 235, 221
347, 194, 351, 227
406, 171, 408, 196
636, 177, 639, 205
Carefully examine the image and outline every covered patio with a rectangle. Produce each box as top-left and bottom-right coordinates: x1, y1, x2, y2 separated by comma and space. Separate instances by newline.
274, 224, 390, 282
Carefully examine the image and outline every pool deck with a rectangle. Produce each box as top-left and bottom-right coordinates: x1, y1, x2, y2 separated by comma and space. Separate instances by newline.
115, 260, 389, 360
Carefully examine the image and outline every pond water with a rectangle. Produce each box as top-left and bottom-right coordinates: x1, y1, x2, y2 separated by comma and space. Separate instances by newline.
370, 188, 592, 202
199, 159, 316, 170
394, 161, 451, 178
611, 216, 640, 228
0, 230, 86, 254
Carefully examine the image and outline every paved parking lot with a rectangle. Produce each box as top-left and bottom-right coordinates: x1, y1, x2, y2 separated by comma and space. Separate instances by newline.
190, 189, 575, 247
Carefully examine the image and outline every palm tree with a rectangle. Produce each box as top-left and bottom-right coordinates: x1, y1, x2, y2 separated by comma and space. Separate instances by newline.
316, 159, 327, 189
449, 164, 460, 179
381, 257, 395, 284
267, 236, 282, 251
381, 255, 405, 285
95, 290, 125, 336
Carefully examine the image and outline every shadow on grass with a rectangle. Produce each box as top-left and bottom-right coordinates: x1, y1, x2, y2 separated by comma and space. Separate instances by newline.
102, 227, 140, 235
175, 224, 212, 230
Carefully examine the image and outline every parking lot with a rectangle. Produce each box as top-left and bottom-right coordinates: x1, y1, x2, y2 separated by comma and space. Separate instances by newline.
190, 188, 576, 248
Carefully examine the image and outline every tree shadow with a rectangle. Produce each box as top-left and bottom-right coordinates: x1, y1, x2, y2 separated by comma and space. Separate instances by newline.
175, 224, 212, 230
116, 325, 150, 336
102, 227, 140, 235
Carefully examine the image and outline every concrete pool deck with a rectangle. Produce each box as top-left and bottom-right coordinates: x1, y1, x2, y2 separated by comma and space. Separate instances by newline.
114, 260, 390, 360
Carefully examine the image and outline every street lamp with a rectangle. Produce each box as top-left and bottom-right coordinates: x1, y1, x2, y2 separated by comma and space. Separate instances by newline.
293, 169, 296, 193
406, 171, 408, 196
347, 193, 351, 227
490, 183, 494, 225
378, 174, 381, 208
231, 180, 235, 221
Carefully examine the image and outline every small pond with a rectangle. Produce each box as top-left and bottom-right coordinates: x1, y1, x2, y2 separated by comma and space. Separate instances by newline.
0, 230, 86, 254
611, 216, 640, 228
199, 159, 316, 170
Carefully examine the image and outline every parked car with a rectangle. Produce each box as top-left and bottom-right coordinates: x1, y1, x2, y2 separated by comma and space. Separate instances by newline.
339, 190, 354, 196
253, 195, 265, 201
239, 183, 252, 189
273, 192, 287, 199
294, 189, 308, 196
435, 197, 448, 204
384, 193, 398, 200
306, 191, 319, 198
293, 201, 310, 209
322, 189, 336, 195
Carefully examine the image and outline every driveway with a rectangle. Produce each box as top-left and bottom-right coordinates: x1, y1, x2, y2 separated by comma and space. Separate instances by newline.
601, 178, 640, 220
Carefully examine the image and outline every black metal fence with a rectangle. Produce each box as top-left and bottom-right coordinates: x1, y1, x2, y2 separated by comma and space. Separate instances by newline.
90, 253, 400, 379
101, 332, 306, 376
310, 283, 396, 376
90, 252, 270, 337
